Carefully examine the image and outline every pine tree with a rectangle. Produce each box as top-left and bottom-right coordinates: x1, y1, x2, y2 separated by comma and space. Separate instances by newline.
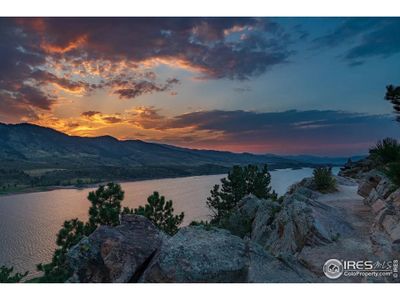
385, 84, 400, 121
0, 266, 28, 283
207, 164, 276, 224
131, 191, 184, 235
87, 182, 124, 230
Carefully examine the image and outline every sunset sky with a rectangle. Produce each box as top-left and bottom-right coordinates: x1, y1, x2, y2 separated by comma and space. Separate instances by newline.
1, 17, 400, 155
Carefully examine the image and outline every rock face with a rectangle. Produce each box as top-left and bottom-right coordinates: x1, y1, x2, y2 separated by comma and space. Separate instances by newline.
67, 215, 164, 283
140, 226, 309, 283
264, 187, 353, 258
221, 195, 280, 241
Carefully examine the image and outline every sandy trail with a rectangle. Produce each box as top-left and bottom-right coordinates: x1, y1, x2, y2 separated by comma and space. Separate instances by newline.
298, 179, 379, 282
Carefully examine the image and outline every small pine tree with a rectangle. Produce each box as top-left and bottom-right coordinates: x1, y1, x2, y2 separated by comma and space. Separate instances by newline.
37, 218, 88, 282
207, 164, 276, 224
385, 84, 400, 122
87, 182, 124, 230
37, 183, 124, 282
0, 266, 28, 283
369, 138, 400, 165
132, 191, 184, 235
313, 167, 336, 193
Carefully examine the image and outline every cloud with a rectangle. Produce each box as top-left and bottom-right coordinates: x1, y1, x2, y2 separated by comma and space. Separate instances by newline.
109, 78, 180, 99
127, 109, 400, 155
16, 17, 291, 80
313, 18, 400, 65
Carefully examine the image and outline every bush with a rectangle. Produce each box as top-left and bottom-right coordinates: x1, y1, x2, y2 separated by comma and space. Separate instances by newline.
313, 167, 336, 193
369, 138, 400, 165
0, 266, 28, 283
206, 164, 277, 224
385, 162, 400, 187
128, 191, 184, 235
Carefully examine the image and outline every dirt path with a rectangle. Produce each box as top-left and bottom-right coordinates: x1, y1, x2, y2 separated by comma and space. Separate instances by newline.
298, 179, 379, 282
319, 182, 374, 247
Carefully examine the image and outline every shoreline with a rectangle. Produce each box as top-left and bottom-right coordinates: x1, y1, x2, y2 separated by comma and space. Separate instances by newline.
0, 166, 320, 197
0, 172, 228, 197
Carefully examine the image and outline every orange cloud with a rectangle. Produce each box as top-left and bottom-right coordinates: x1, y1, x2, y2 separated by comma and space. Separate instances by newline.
41, 35, 88, 54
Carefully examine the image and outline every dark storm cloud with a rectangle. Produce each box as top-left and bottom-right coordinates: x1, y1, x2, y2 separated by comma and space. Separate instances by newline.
0, 19, 52, 118
314, 18, 400, 66
109, 78, 180, 99
81, 111, 101, 117
16, 17, 292, 80
0, 17, 293, 120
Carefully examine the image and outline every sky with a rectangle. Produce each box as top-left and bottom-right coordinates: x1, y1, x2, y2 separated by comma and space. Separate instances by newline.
0, 17, 400, 156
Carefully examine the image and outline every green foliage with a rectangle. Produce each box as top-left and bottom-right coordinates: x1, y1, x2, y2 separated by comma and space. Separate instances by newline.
87, 182, 124, 230
132, 191, 184, 235
385, 162, 400, 187
37, 218, 89, 282
369, 138, 400, 165
385, 84, 400, 122
313, 167, 336, 193
0, 266, 28, 283
206, 164, 276, 224
189, 220, 213, 230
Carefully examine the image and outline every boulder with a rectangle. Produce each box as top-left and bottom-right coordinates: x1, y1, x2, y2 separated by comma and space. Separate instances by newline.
67, 214, 164, 283
141, 226, 248, 283
140, 226, 308, 283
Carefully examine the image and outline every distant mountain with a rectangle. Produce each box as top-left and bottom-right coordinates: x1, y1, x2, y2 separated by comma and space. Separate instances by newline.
0, 122, 314, 170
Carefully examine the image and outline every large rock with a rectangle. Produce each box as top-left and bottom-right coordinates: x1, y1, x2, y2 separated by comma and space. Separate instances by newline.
67, 214, 164, 283
140, 226, 309, 283
264, 188, 353, 257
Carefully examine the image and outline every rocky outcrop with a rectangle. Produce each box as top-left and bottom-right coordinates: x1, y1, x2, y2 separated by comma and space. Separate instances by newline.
67, 215, 164, 283
140, 226, 310, 283
65, 166, 400, 283
339, 157, 375, 178
220, 195, 280, 241
251, 199, 280, 246
357, 173, 400, 258
264, 187, 353, 258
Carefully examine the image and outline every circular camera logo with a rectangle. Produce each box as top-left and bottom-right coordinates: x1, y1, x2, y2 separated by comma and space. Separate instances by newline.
323, 259, 343, 279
